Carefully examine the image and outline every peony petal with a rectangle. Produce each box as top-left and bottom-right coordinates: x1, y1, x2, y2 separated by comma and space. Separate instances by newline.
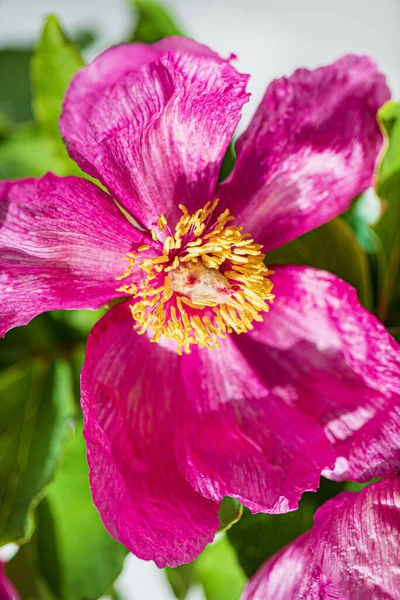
0, 174, 148, 336
219, 55, 389, 251
81, 302, 219, 568
60, 39, 249, 231
243, 479, 400, 599
177, 336, 334, 514
241, 532, 344, 600
60, 38, 224, 105
311, 479, 400, 600
235, 265, 400, 482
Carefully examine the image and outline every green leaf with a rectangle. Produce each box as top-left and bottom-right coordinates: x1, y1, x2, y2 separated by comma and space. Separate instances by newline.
219, 144, 236, 183
378, 102, 400, 183
32, 15, 83, 139
313, 476, 346, 504
218, 497, 243, 533
387, 326, 400, 343
0, 359, 75, 546
165, 563, 196, 600
226, 494, 316, 578
0, 126, 67, 179
225, 478, 347, 581
0, 27, 93, 128
50, 309, 105, 339
71, 29, 98, 51
31, 15, 84, 176
166, 483, 345, 598
0, 311, 90, 370
36, 424, 128, 600
166, 536, 246, 600
374, 101, 400, 323
265, 216, 373, 311
0, 48, 32, 123
344, 478, 379, 493
0, 111, 14, 139
195, 536, 246, 600
342, 190, 382, 253
129, 0, 185, 43
7, 541, 56, 600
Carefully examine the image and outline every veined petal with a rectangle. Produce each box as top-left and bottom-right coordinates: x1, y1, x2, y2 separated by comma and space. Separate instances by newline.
219, 55, 389, 251
177, 337, 334, 514
81, 302, 219, 568
60, 39, 249, 231
241, 532, 344, 600
0, 174, 148, 336
242, 479, 400, 600
59, 38, 224, 104
311, 480, 400, 599
236, 265, 400, 483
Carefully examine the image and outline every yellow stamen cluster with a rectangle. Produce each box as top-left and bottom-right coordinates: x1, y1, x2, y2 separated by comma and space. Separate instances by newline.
116, 200, 274, 354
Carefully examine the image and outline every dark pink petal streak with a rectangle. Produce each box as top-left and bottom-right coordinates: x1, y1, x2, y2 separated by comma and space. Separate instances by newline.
0, 174, 148, 336
220, 54, 390, 251
81, 301, 220, 568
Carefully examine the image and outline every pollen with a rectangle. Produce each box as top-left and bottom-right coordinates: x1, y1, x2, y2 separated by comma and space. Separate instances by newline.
116, 200, 274, 354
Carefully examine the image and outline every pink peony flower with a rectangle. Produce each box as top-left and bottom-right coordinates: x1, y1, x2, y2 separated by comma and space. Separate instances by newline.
1, 38, 398, 566
242, 477, 400, 600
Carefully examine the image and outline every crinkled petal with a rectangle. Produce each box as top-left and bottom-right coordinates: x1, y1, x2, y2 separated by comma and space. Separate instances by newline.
219, 55, 389, 251
81, 302, 219, 568
60, 37, 224, 104
241, 532, 344, 600
244, 479, 400, 600
0, 174, 148, 336
325, 391, 400, 483
311, 479, 400, 600
60, 39, 249, 230
235, 265, 400, 483
177, 337, 334, 514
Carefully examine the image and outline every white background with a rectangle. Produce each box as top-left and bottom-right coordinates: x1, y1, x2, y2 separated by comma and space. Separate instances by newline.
1, 0, 400, 598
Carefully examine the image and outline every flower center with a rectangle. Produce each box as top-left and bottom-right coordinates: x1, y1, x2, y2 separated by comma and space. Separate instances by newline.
169, 262, 236, 304
116, 200, 274, 354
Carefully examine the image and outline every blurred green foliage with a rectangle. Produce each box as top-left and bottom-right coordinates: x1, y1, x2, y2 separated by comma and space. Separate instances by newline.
0, 360, 74, 546
36, 425, 127, 600
0, 18, 94, 180
0, 48, 32, 123
265, 216, 374, 311
7, 542, 55, 599
226, 498, 315, 578
0, 27, 95, 127
166, 536, 246, 600
375, 101, 400, 324
1, 309, 118, 599
0, 126, 66, 179
4, 426, 127, 600
129, 0, 185, 43
218, 497, 243, 533
31, 15, 85, 176
342, 190, 382, 253
226, 478, 346, 579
